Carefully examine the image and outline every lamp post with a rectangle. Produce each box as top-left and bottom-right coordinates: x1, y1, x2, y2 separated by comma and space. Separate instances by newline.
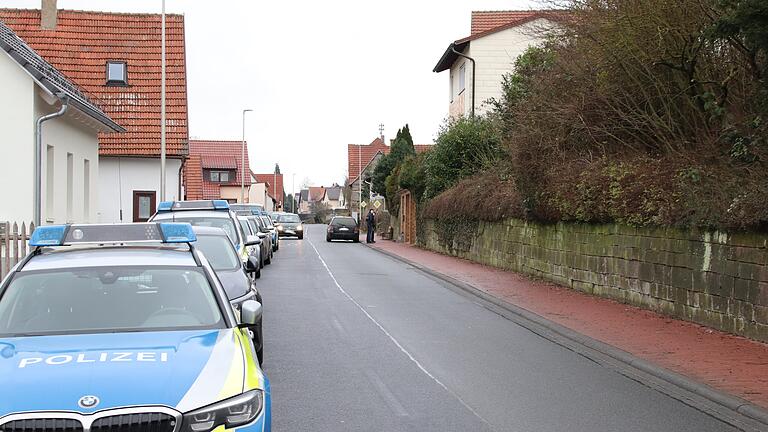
159, 0, 167, 200
292, 173, 296, 213
241, 109, 253, 203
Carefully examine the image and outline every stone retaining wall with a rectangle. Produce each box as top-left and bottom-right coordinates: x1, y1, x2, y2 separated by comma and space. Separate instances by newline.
420, 219, 768, 341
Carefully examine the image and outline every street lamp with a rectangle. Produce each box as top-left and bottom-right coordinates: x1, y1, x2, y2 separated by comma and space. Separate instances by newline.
159, 0, 166, 200
241, 109, 253, 203
292, 173, 296, 213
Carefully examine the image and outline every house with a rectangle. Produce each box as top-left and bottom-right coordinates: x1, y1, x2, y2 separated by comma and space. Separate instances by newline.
247, 180, 276, 211
1, 2, 189, 223
324, 184, 345, 209
347, 136, 433, 213
252, 173, 284, 210
433, 10, 559, 118
184, 140, 251, 204
298, 189, 310, 214
0, 20, 123, 225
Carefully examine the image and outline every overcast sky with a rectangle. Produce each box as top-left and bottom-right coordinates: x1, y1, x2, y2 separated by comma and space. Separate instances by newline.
5, 0, 538, 192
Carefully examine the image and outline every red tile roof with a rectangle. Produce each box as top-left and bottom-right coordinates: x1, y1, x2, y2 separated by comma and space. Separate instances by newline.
252, 174, 284, 208
348, 138, 433, 183
201, 155, 237, 170
470, 11, 541, 35
308, 187, 326, 202
348, 138, 389, 183
184, 154, 203, 200
186, 140, 249, 200
0, 8, 188, 157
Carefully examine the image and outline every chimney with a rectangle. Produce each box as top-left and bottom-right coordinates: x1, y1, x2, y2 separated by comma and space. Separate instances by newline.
41, 0, 57, 30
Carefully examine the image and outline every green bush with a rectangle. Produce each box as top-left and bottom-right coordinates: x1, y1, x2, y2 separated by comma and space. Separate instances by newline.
424, 117, 502, 199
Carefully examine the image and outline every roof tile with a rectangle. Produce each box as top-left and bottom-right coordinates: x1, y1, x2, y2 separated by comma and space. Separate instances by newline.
0, 8, 189, 157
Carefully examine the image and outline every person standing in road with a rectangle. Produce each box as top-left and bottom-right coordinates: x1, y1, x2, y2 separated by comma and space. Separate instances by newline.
366, 209, 376, 243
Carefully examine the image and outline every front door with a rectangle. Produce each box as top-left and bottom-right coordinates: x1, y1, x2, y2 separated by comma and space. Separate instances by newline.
133, 190, 156, 222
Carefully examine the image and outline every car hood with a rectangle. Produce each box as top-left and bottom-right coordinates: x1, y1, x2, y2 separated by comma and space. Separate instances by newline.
0, 329, 260, 415
280, 222, 301, 228
216, 269, 250, 300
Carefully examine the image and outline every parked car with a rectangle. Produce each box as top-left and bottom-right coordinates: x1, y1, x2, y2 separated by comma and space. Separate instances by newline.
275, 213, 304, 239
326, 216, 360, 242
192, 226, 264, 363
239, 216, 271, 267
261, 214, 279, 252
249, 216, 275, 264
232, 204, 279, 252
0, 223, 271, 429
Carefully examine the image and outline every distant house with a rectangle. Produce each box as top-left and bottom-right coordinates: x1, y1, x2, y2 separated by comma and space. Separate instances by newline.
347, 136, 432, 213
0, 20, 123, 225
324, 184, 345, 209
252, 173, 284, 210
433, 10, 559, 118
184, 140, 250, 204
1, 4, 190, 223
298, 189, 310, 214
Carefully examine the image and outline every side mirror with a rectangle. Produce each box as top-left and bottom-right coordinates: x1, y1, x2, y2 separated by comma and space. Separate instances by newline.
260, 227, 270, 233
245, 256, 259, 273
257, 232, 268, 239
245, 235, 261, 246
240, 300, 262, 326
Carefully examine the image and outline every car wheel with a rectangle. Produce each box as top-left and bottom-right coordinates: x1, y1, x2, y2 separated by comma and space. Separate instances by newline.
265, 252, 272, 265
354, 238, 360, 243
298, 234, 304, 240
326, 235, 331, 242
255, 265, 261, 279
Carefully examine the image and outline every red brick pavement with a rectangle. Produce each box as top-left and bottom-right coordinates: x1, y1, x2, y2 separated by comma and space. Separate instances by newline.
367, 238, 768, 409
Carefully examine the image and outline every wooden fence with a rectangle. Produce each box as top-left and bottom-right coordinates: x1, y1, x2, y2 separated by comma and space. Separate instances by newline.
0, 221, 35, 280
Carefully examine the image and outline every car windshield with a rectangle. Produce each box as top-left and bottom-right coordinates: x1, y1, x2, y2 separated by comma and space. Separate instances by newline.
260, 216, 273, 228
195, 235, 240, 271
0, 267, 224, 337
239, 219, 253, 235
155, 215, 238, 245
247, 219, 260, 234
278, 214, 300, 223
332, 217, 357, 228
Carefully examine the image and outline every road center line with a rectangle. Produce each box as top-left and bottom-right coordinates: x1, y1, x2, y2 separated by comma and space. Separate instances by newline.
307, 239, 496, 431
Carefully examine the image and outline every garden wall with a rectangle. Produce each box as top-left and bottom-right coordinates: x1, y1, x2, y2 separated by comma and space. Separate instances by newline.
420, 218, 768, 341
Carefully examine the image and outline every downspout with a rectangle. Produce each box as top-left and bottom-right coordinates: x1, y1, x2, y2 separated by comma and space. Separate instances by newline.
450, 46, 476, 117
178, 156, 186, 200
34, 96, 68, 227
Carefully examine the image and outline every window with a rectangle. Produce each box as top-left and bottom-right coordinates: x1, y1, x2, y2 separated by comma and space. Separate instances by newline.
46, 145, 54, 221
106, 61, 127, 86
459, 63, 466, 93
195, 235, 240, 271
132, 190, 156, 222
209, 170, 231, 182
83, 159, 90, 219
66, 153, 73, 222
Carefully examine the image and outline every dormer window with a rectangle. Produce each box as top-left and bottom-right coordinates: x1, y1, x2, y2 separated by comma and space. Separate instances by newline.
106, 61, 127, 86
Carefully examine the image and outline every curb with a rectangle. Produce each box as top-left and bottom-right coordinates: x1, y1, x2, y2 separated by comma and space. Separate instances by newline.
363, 241, 768, 431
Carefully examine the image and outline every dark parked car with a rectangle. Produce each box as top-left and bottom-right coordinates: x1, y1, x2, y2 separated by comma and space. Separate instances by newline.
326, 216, 360, 242
192, 226, 264, 363
275, 213, 304, 239
239, 216, 272, 267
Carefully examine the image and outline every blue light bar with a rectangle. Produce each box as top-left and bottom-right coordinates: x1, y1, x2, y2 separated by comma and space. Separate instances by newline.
29, 225, 67, 246
159, 223, 197, 243
213, 200, 230, 210
157, 201, 174, 212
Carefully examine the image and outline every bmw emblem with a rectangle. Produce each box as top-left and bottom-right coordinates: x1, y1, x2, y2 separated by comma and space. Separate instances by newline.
78, 395, 99, 409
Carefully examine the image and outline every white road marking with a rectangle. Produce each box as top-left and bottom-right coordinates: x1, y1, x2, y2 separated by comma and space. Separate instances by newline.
308, 239, 496, 431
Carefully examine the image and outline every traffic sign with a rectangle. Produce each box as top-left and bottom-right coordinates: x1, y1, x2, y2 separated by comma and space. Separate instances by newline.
373, 200, 382, 209
361, 201, 368, 208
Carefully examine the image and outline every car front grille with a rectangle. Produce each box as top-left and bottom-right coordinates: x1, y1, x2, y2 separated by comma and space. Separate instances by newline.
0, 412, 177, 432
91, 413, 176, 432
1, 418, 83, 432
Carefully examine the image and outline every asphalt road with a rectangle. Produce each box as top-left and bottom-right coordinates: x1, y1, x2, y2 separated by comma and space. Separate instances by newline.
259, 225, 737, 432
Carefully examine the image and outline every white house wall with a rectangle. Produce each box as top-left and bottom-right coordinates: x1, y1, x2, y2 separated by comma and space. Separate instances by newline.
448, 18, 555, 118
34, 93, 101, 224
98, 157, 181, 222
0, 49, 35, 224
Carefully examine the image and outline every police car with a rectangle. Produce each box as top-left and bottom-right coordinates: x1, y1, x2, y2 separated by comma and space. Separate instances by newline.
150, 200, 263, 278
0, 223, 271, 431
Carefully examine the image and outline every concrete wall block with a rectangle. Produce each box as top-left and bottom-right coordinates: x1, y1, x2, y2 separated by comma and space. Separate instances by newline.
670, 267, 693, 290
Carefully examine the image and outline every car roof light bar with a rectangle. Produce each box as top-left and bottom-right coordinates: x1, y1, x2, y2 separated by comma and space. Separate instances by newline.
29, 223, 196, 247
157, 200, 230, 212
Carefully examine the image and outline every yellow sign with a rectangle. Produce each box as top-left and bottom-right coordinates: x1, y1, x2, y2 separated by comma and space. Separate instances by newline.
373, 200, 382, 209
361, 201, 368, 208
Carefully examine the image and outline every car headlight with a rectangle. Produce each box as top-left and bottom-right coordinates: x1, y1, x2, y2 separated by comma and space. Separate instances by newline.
277, 225, 284, 231
296, 225, 303, 230
183, 390, 263, 432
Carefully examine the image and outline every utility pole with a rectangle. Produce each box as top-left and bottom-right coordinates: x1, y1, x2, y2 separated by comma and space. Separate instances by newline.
292, 173, 296, 213
241, 109, 253, 203
159, 0, 166, 200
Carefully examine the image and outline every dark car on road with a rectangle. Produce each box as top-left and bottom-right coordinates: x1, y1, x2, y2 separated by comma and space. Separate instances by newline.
326, 216, 360, 242
192, 226, 264, 363
275, 213, 304, 239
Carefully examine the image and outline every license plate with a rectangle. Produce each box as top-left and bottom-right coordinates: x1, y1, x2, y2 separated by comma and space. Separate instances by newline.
339, 227, 349, 231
